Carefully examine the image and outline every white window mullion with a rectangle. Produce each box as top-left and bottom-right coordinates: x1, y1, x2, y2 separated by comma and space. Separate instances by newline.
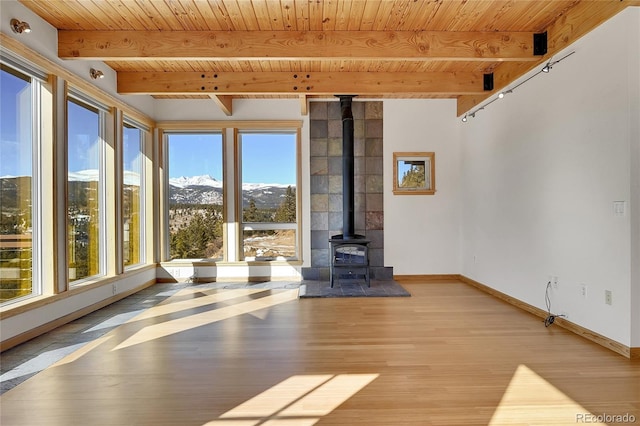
31, 79, 43, 296
99, 109, 109, 276
67, 88, 109, 113
0, 49, 47, 81
137, 129, 147, 265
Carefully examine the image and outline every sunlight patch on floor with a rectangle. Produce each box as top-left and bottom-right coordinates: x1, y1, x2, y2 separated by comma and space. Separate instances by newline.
489, 364, 605, 426
112, 289, 299, 351
132, 288, 268, 321
204, 374, 379, 426
52, 335, 113, 367
221, 375, 333, 418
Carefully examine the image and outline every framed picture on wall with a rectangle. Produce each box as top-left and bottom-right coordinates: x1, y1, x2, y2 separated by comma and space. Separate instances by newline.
392, 152, 436, 195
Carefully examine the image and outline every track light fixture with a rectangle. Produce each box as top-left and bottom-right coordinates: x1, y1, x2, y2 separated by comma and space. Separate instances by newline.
461, 51, 575, 123
497, 89, 513, 99
541, 53, 570, 74
10, 19, 31, 34
90, 68, 105, 80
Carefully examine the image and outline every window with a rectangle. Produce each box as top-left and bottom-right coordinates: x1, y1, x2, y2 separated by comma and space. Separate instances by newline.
166, 132, 224, 260
0, 64, 38, 303
123, 120, 145, 267
67, 95, 105, 282
238, 131, 298, 260
392, 152, 436, 195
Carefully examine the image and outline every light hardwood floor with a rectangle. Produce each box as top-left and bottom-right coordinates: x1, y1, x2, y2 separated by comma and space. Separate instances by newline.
1, 280, 639, 425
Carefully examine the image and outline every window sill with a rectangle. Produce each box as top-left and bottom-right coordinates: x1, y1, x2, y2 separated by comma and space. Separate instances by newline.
0, 264, 156, 320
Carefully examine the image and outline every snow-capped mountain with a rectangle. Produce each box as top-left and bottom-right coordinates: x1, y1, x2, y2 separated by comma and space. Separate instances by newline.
241, 182, 290, 190
169, 175, 222, 189
68, 169, 141, 186
51, 172, 293, 208
68, 169, 99, 182
169, 175, 294, 208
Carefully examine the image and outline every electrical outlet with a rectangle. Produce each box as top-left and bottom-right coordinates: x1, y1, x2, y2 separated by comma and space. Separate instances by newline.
605, 290, 612, 305
580, 284, 587, 298
112, 283, 117, 295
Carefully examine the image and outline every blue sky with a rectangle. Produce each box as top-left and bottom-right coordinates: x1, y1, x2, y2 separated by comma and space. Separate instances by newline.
239, 133, 296, 185
68, 99, 100, 173
167, 133, 223, 180
123, 125, 143, 173
168, 132, 296, 185
1, 68, 32, 177
2, 69, 295, 185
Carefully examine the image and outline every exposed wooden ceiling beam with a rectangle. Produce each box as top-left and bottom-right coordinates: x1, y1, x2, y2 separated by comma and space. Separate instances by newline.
59, 30, 537, 61
210, 95, 233, 116
456, 1, 639, 116
117, 71, 486, 95
299, 96, 308, 116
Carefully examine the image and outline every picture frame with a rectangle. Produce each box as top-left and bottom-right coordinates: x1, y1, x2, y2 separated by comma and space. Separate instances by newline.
392, 152, 435, 195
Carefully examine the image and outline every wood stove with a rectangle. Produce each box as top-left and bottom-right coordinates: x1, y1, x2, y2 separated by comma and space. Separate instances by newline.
330, 238, 370, 287
329, 95, 371, 287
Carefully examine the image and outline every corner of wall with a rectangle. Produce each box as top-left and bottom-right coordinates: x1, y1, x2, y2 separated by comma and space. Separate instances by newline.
627, 6, 640, 348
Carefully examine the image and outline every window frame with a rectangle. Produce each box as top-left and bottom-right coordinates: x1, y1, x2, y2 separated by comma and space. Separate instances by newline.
0, 60, 44, 305
66, 91, 109, 284
392, 151, 436, 195
235, 128, 301, 262
122, 118, 148, 269
157, 121, 302, 265
163, 129, 226, 262
0, 41, 156, 325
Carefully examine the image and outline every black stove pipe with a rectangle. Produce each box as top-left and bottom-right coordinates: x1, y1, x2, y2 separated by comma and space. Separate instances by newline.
338, 95, 356, 240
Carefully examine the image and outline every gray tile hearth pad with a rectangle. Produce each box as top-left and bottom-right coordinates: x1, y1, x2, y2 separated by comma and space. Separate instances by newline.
299, 280, 411, 298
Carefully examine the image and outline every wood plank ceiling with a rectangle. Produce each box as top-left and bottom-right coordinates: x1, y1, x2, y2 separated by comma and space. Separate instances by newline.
17, 0, 639, 116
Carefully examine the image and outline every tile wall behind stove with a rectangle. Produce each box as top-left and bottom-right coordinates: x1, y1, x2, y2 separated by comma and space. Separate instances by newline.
302, 100, 392, 281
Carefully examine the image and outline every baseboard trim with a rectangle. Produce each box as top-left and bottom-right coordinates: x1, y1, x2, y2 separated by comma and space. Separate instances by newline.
156, 277, 180, 283
0, 279, 156, 352
459, 275, 635, 360
394, 274, 461, 282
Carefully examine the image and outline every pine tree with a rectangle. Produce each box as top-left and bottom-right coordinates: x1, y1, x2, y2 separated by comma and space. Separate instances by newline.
400, 164, 426, 188
243, 198, 259, 222
274, 186, 296, 223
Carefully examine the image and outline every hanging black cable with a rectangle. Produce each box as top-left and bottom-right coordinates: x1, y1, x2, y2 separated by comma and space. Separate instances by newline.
543, 281, 565, 327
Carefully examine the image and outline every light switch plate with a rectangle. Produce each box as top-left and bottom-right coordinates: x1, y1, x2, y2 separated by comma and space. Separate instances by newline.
613, 201, 626, 217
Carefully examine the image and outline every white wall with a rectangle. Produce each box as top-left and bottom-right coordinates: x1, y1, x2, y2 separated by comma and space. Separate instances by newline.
2, 267, 156, 343
384, 99, 461, 275
628, 9, 640, 348
153, 97, 304, 121
460, 8, 640, 347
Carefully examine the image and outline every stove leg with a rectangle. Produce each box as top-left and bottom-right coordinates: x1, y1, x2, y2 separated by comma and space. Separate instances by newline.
330, 263, 335, 288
